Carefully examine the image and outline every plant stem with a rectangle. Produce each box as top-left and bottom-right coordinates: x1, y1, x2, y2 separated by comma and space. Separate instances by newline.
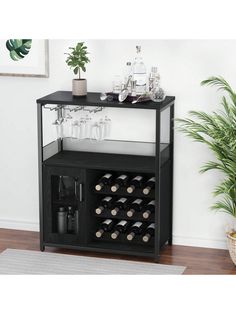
78, 68, 81, 80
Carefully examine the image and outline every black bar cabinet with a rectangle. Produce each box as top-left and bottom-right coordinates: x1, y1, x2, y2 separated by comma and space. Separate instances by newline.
36, 91, 175, 262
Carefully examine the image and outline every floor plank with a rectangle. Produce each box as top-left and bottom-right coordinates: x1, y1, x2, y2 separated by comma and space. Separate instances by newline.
0, 228, 235, 274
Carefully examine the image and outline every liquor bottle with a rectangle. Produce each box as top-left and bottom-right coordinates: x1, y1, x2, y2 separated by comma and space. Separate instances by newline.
126, 175, 144, 194
127, 221, 145, 241
143, 177, 155, 195
126, 198, 144, 217
132, 46, 147, 95
142, 223, 155, 242
67, 206, 74, 233
142, 200, 155, 219
111, 220, 129, 239
111, 197, 128, 216
95, 219, 114, 238
111, 174, 128, 192
57, 207, 67, 234
95, 173, 113, 191
95, 196, 113, 215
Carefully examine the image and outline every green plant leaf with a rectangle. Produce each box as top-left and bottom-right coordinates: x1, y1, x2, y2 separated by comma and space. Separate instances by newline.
6, 39, 32, 61
65, 42, 90, 77
177, 76, 236, 218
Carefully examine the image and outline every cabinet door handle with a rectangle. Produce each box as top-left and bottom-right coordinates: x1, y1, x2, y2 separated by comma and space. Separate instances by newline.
74, 178, 78, 200
79, 183, 83, 202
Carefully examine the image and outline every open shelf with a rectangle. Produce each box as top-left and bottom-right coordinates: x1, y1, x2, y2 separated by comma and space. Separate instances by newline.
43, 144, 169, 172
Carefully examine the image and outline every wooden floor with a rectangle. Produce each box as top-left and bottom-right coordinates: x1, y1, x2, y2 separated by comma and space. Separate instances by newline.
0, 228, 235, 274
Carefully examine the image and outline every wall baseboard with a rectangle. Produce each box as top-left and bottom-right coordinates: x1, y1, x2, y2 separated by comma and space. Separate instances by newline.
173, 234, 227, 250
0, 219, 228, 250
0, 218, 39, 232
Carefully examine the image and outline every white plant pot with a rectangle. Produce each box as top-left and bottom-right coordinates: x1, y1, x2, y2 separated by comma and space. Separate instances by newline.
72, 79, 87, 96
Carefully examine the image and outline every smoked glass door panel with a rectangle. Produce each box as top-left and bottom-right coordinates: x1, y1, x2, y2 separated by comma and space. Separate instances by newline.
43, 166, 84, 244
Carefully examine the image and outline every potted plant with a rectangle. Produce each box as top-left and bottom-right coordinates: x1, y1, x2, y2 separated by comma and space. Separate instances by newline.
65, 42, 90, 96
177, 76, 236, 265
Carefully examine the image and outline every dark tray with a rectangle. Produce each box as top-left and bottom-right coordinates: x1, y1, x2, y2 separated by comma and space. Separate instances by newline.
106, 92, 150, 103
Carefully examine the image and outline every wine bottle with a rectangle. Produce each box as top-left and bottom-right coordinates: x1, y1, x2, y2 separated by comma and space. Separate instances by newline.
126, 175, 144, 194
143, 200, 155, 219
142, 223, 155, 242
127, 221, 145, 241
95, 173, 113, 191
143, 177, 155, 195
111, 220, 129, 239
95, 219, 114, 238
95, 196, 113, 215
111, 197, 128, 216
111, 174, 128, 192
127, 198, 144, 217
67, 206, 74, 233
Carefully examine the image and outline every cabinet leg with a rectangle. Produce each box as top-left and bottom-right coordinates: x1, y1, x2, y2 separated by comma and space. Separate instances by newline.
40, 244, 45, 252
154, 255, 160, 263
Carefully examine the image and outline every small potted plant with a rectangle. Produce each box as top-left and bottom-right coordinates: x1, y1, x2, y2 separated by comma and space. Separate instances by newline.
177, 77, 236, 265
65, 42, 90, 96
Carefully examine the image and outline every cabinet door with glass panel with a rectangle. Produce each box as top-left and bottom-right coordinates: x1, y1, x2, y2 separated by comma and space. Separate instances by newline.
43, 165, 85, 246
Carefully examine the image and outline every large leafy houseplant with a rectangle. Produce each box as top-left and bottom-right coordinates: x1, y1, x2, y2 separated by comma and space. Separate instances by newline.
65, 42, 90, 96
177, 77, 236, 263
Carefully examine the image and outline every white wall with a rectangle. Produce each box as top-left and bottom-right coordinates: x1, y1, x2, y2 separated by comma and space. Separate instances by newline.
0, 39, 236, 249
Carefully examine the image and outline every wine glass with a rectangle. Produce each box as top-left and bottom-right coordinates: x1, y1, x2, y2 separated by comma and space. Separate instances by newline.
71, 120, 80, 139
104, 116, 112, 139
52, 119, 64, 139
112, 75, 122, 94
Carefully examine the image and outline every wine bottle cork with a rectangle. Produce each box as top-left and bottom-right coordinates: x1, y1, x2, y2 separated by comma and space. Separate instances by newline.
95, 229, 104, 238
111, 184, 118, 192
142, 234, 151, 242
127, 232, 135, 241
111, 207, 119, 216
111, 231, 119, 239
143, 187, 151, 195
95, 184, 102, 191
127, 208, 135, 217
143, 210, 151, 219
95, 206, 103, 215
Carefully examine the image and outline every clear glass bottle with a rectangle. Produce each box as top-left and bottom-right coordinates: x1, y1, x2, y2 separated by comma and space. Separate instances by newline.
132, 46, 147, 95
149, 70, 166, 103
149, 66, 160, 92
149, 80, 166, 102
